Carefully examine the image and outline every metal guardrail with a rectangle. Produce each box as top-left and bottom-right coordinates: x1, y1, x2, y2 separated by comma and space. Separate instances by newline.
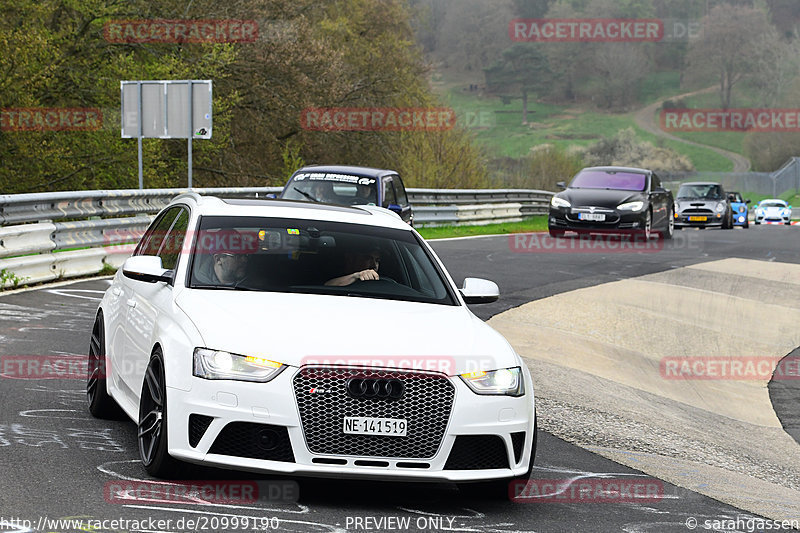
0, 187, 553, 288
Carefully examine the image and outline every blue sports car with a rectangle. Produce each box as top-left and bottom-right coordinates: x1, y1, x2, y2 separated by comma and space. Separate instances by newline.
727, 191, 750, 228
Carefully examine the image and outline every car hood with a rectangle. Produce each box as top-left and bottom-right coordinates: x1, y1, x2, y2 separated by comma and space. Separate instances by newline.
175, 289, 517, 375
558, 188, 644, 209
675, 198, 723, 210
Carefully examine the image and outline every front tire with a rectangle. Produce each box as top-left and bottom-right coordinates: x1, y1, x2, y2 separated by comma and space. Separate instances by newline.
138, 352, 181, 478
662, 208, 674, 240
548, 228, 565, 238
642, 210, 652, 240
87, 312, 122, 419
722, 211, 733, 229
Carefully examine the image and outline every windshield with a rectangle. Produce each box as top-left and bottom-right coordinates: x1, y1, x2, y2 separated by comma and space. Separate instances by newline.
760, 201, 787, 208
570, 170, 647, 191
677, 184, 724, 200
281, 172, 378, 205
188, 216, 455, 305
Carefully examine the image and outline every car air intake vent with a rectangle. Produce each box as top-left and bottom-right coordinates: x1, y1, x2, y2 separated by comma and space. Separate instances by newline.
209, 422, 295, 462
444, 435, 509, 470
511, 432, 526, 464
188, 414, 214, 448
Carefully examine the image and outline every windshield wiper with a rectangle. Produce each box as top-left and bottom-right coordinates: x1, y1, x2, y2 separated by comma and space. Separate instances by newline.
191, 284, 260, 291
293, 186, 319, 202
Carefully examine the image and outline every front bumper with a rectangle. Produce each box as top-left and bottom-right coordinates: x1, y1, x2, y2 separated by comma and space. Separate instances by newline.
167, 367, 536, 482
674, 212, 724, 228
548, 207, 646, 233
755, 215, 790, 224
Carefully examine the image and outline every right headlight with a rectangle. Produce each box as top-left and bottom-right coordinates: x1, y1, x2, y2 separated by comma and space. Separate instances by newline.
193, 348, 286, 383
715, 202, 725, 212
551, 196, 571, 208
460, 367, 524, 396
617, 201, 644, 212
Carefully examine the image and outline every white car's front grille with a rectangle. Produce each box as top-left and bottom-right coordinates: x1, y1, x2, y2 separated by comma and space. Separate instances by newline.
293, 367, 454, 459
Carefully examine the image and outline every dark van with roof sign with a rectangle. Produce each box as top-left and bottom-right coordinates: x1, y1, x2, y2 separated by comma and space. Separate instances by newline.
279, 165, 413, 225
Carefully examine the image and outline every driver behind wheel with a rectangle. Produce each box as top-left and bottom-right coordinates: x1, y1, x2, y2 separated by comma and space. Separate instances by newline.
325, 246, 381, 286
193, 230, 253, 286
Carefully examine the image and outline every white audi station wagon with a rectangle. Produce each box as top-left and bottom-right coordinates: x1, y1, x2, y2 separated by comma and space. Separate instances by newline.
88, 193, 536, 493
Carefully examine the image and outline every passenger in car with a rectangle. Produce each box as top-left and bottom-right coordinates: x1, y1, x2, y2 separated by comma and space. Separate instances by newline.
325, 247, 381, 286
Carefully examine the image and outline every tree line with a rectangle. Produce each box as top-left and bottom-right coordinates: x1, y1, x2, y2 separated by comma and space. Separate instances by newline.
0, 0, 488, 194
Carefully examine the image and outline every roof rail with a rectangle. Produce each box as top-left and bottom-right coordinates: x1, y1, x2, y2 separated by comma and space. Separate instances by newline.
171, 191, 203, 204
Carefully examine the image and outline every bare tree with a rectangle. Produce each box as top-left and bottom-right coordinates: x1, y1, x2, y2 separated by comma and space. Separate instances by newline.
594, 44, 650, 109
686, 4, 779, 109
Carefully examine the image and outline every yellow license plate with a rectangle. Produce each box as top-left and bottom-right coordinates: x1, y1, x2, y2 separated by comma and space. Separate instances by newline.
688, 216, 707, 222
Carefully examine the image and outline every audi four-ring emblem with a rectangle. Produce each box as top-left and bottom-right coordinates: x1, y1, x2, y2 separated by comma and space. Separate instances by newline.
346, 378, 405, 399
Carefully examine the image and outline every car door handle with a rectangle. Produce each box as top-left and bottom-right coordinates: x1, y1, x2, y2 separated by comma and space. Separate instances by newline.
126, 299, 137, 308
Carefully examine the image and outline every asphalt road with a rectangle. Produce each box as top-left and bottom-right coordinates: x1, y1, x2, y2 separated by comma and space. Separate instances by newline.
0, 225, 798, 533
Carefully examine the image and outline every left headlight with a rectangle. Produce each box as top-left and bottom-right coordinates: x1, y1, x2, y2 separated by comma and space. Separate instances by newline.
460, 367, 524, 396
193, 348, 285, 382
617, 201, 644, 211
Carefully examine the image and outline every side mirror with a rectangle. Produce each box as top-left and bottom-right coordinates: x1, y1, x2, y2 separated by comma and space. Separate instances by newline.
387, 204, 403, 216
745, 199, 751, 204
459, 277, 500, 304
556, 181, 567, 190
266, 193, 277, 199
122, 256, 172, 283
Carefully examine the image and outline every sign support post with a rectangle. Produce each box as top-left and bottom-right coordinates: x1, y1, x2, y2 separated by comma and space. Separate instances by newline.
121, 80, 212, 190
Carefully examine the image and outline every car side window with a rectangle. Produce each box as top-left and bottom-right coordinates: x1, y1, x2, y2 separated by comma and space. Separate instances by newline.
136, 207, 182, 257
157, 208, 190, 270
651, 173, 661, 190
393, 175, 409, 206
382, 178, 397, 208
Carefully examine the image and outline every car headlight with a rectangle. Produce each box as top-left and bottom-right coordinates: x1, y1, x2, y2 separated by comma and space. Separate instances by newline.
551, 196, 571, 208
617, 201, 644, 211
757, 209, 764, 216
193, 348, 285, 382
715, 203, 725, 212
782, 209, 791, 217
460, 367, 524, 396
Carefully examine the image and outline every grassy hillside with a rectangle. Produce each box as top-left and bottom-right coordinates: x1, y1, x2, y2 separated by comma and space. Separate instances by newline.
436, 72, 736, 172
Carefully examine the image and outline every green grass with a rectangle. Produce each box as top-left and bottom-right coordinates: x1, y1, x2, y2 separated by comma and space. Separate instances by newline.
440, 76, 735, 172
637, 71, 682, 105
417, 216, 548, 239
